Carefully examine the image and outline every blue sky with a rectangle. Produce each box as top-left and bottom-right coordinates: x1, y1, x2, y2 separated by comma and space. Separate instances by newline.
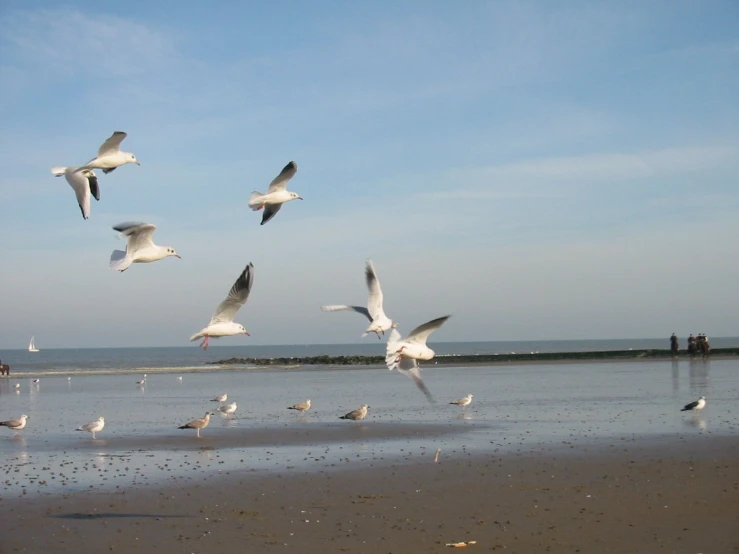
1, 1, 738, 348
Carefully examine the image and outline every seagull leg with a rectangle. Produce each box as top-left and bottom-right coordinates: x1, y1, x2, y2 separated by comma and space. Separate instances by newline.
196, 428, 200, 438
92, 431, 96, 439
199, 336, 210, 350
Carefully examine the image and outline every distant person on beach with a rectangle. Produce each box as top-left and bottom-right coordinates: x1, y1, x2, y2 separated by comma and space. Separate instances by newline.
687, 334, 697, 357
669, 334, 679, 356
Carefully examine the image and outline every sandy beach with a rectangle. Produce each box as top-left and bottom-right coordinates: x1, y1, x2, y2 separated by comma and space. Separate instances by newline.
1, 434, 737, 553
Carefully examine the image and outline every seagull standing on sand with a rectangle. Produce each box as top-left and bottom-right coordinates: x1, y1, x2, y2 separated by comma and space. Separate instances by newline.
0, 415, 29, 434
339, 404, 369, 422
190, 263, 254, 349
178, 412, 213, 438
321, 260, 397, 338
109, 222, 181, 272
450, 394, 473, 408
287, 399, 311, 413
248, 161, 302, 225
50, 166, 100, 220
212, 393, 228, 404
681, 395, 706, 412
218, 402, 238, 416
79, 131, 140, 174
76, 416, 105, 439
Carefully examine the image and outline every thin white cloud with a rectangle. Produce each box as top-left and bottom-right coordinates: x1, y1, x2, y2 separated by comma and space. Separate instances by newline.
0, 8, 178, 78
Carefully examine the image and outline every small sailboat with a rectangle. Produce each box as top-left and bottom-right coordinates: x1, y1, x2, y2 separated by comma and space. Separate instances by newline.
28, 336, 40, 353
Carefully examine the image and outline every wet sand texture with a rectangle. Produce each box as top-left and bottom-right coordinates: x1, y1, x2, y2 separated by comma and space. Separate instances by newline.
1, 436, 737, 553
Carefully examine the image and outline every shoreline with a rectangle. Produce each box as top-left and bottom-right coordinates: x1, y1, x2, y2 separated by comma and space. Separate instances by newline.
0, 349, 731, 379
2, 434, 736, 553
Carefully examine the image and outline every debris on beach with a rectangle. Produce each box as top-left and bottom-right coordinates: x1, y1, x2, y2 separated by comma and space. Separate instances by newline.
434, 448, 441, 463
446, 540, 477, 548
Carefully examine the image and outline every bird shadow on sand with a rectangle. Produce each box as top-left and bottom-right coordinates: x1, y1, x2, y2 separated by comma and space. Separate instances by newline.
51, 513, 189, 520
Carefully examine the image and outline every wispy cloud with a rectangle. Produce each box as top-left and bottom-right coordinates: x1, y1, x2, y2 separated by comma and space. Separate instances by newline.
0, 8, 178, 78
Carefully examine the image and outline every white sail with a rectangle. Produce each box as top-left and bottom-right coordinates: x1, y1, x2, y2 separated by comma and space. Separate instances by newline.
28, 336, 39, 352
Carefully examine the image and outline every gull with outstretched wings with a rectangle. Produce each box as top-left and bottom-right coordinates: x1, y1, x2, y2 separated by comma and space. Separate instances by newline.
50, 166, 100, 220
190, 263, 255, 349
109, 222, 181, 272
247, 161, 302, 225
321, 260, 397, 338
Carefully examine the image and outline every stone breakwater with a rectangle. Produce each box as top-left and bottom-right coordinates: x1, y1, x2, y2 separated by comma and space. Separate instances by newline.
210, 348, 739, 366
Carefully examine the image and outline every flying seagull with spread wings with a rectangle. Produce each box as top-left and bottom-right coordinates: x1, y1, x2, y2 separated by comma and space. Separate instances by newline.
248, 161, 302, 225
80, 131, 140, 174
50, 166, 100, 220
385, 316, 451, 403
109, 222, 181, 272
321, 260, 397, 338
190, 263, 255, 349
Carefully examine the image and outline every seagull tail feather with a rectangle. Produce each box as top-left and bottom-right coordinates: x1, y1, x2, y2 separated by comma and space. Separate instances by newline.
248, 191, 265, 210
109, 250, 132, 272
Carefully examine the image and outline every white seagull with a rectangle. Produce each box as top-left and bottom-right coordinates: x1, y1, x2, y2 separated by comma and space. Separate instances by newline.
211, 393, 228, 403
248, 161, 302, 225
110, 222, 181, 272
681, 396, 706, 412
218, 402, 238, 416
339, 404, 369, 422
321, 260, 397, 338
50, 166, 100, 220
76, 416, 105, 439
178, 412, 213, 438
449, 394, 473, 408
384, 316, 450, 402
79, 131, 140, 174
190, 263, 254, 349
287, 399, 312, 413
0, 414, 29, 434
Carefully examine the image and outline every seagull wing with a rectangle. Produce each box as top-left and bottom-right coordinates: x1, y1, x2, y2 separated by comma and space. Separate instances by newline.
365, 260, 386, 320
61, 167, 92, 220
261, 203, 282, 225
97, 131, 128, 156
321, 305, 372, 322
405, 315, 451, 346
266, 161, 297, 193
683, 400, 699, 410
210, 263, 255, 325
396, 357, 436, 404
87, 171, 100, 201
113, 222, 157, 253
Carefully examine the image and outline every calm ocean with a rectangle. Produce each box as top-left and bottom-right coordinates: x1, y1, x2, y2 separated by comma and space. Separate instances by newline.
1, 337, 737, 375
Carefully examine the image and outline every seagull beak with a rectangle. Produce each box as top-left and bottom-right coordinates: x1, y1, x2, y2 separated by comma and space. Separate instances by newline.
297, 196, 303, 200
136, 161, 141, 166
244, 331, 250, 336
175, 254, 182, 259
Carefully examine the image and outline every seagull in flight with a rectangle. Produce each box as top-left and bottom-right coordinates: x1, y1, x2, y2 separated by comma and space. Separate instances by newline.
50, 166, 100, 220
109, 222, 181, 272
79, 131, 140, 174
321, 260, 397, 338
384, 316, 451, 403
248, 161, 302, 225
681, 395, 706, 412
190, 263, 254, 349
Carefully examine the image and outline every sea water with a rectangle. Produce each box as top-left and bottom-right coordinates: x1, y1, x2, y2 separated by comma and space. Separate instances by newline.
0, 357, 737, 499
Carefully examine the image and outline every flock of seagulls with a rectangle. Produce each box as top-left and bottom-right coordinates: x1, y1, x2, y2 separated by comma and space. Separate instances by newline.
50, 131, 453, 402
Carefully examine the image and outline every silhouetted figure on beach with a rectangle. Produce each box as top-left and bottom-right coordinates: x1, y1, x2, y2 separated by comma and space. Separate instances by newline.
697, 333, 710, 357
687, 334, 697, 357
669, 334, 679, 356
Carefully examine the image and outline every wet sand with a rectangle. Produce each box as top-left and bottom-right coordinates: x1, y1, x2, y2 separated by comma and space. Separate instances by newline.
1, 435, 736, 554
